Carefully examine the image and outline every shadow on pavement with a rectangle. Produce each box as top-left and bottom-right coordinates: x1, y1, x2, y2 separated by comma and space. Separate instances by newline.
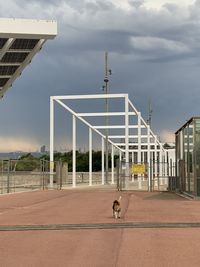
143, 192, 188, 201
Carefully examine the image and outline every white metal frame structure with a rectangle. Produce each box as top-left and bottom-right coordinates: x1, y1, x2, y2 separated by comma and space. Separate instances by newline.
50, 93, 167, 190
0, 18, 57, 98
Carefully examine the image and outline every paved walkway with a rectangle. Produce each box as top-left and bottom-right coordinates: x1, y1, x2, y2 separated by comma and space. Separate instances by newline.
0, 188, 200, 266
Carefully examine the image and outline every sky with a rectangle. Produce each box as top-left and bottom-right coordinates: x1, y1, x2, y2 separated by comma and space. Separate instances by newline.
0, 0, 199, 152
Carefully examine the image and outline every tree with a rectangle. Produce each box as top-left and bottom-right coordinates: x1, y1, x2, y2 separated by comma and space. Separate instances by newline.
16, 153, 40, 171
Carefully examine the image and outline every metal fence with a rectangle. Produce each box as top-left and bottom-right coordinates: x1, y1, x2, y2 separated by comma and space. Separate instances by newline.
116, 160, 175, 192
0, 159, 114, 194
0, 158, 176, 194
0, 159, 51, 194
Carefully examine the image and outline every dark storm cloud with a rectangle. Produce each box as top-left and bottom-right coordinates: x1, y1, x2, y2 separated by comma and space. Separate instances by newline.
0, 0, 200, 151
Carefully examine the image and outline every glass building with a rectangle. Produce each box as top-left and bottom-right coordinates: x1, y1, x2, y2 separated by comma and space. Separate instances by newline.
175, 117, 200, 197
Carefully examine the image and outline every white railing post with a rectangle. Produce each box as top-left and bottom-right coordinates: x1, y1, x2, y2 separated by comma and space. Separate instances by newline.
132, 151, 134, 182
160, 149, 163, 185
50, 97, 54, 189
111, 145, 114, 184
72, 115, 76, 187
138, 112, 142, 189
125, 95, 129, 189
147, 125, 151, 191
89, 128, 92, 186
154, 136, 158, 188
102, 137, 105, 185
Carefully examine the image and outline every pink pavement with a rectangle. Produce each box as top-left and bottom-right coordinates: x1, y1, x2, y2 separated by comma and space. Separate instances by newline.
0, 188, 200, 266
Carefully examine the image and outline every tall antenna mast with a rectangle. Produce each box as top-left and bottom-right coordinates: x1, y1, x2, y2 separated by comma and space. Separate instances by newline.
147, 99, 153, 127
102, 52, 112, 184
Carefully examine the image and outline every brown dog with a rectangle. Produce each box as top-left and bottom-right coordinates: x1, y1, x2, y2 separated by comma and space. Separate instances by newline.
112, 196, 121, 219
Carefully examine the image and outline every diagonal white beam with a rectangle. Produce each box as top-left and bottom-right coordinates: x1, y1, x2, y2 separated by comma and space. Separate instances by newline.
0, 38, 14, 61
128, 98, 165, 152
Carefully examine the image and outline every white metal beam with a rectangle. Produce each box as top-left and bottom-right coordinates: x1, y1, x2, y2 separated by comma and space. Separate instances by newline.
114, 143, 157, 146
50, 93, 168, 191
52, 93, 128, 100
111, 145, 114, 184
125, 95, 129, 189
72, 115, 76, 188
94, 125, 146, 129
89, 128, 92, 186
101, 137, 105, 185
108, 135, 147, 139
55, 99, 123, 152
147, 125, 151, 191
0, 75, 12, 79
0, 38, 14, 61
50, 97, 54, 188
76, 112, 136, 117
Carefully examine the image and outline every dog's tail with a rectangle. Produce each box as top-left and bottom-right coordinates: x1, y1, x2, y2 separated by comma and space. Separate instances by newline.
118, 196, 122, 203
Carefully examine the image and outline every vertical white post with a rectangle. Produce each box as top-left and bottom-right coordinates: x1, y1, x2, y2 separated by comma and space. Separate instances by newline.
111, 145, 114, 184
138, 112, 141, 163
154, 136, 158, 188
138, 112, 142, 189
119, 151, 122, 162
102, 137, 105, 185
141, 151, 145, 181
147, 125, 151, 191
89, 128, 92, 186
132, 151, 134, 182
125, 95, 129, 189
50, 97, 54, 188
164, 150, 168, 185
72, 115, 76, 188
160, 149, 163, 185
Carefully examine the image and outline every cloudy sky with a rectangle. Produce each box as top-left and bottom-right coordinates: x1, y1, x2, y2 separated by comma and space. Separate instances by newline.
0, 0, 199, 152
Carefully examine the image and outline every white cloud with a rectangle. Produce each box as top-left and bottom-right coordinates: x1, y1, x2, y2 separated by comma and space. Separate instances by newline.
160, 130, 175, 143
143, 0, 195, 10
130, 36, 190, 53
0, 136, 39, 152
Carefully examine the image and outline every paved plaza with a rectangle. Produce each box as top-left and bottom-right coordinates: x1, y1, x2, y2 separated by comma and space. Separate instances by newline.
0, 188, 200, 266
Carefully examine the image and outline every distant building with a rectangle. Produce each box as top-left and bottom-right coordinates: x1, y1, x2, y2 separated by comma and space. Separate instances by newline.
40, 145, 46, 153
175, 117, 200, 197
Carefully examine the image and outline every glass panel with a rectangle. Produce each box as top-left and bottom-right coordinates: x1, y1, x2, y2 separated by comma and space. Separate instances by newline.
9, 39, 39, 50
0, 52, 29, 63
184, 126, 189, 192
195, 119, 200, 196
188, 121, 194, 194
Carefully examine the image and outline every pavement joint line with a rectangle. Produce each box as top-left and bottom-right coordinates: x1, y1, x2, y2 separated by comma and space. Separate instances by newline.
1, 222, 200, 231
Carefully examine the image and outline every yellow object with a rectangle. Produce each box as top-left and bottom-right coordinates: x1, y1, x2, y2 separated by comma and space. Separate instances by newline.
50, 161, 54, 170
132, 164, 146, 174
